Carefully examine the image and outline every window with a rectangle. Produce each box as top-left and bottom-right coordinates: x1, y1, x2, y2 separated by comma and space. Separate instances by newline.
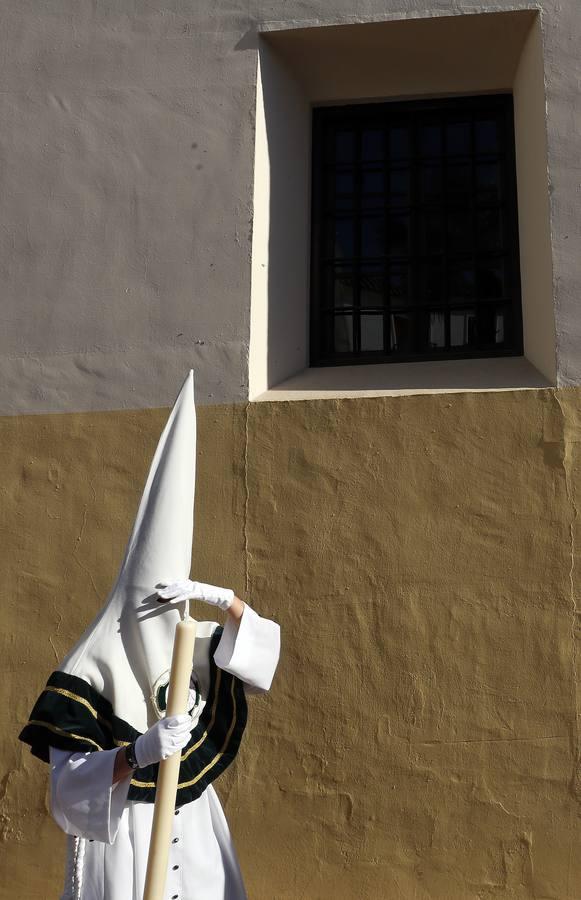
310, 95, 523, 367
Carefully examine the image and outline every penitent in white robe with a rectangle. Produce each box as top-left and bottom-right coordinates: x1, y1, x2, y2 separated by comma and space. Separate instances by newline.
49, 604, 280, 900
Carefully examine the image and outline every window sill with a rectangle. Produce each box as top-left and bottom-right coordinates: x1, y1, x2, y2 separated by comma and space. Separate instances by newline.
251, 356, 552, 402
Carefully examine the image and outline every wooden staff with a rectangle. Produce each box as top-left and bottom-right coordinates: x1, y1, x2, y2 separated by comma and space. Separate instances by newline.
143, 616, 197, 900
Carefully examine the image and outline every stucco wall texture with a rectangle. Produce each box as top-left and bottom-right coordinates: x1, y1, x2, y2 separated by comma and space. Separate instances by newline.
3, 389, 581, 898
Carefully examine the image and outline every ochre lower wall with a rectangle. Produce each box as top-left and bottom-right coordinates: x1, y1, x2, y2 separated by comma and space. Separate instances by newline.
2, 389, 581, 898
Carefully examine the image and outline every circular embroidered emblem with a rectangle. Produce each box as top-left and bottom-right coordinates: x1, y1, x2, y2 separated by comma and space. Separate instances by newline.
151, 670, 201, 720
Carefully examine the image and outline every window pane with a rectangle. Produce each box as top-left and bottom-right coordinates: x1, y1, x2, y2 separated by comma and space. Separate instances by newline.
449, 265, 475, 301
361, 218, 385, 258
419, 124, 442, 157
446, 164, 472, 204
361, 315, 384, 351
450, 309, 477, 347
389, 126, 410, 159
447, 211, 472, 252
334, 315, 353, 352
424, 311, 446, 350
332, 268, 356, 308
388, 215, 410, 256
389, 313, 414, 352
477, 263, 505, 300
420, 166, 443, 203
495, 310, 505, 345
446, 121, 470, 155
495, 309, 507, 345
362, 129, 384, 161
327, 170, 355, 211
475, 119, 500, 153
362, 170, 385, 194
478, 306, 509, 347
360, 266, 384, 307
420, 212, 444, 254
334, 131, 355, 163
476, 163, 501, 204
362, 170, 385, 210
334, 197, 354, 212
477, 208, 503, 251
389, 266, 410, 307
428, 311, 446, 349
332, 219, 355, 258
334, 171, 354, 193
389, 169, 411, 204
321, 316, 333, 357
419, 265, 444, 305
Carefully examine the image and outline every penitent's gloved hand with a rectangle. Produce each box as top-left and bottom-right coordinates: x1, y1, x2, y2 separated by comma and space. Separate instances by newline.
134, 715, 193, 768
157, 579, 235, 611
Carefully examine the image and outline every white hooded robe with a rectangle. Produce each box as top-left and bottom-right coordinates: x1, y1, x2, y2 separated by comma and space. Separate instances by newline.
19, 373, 281, 900
50, 604, 279, 900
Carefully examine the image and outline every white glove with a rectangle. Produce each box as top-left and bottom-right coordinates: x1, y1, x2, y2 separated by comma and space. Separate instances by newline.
157, 579, 235, 611
134, 714, 193, 768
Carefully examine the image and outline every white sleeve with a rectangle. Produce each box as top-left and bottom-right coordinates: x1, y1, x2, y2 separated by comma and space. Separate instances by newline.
213, 603, 280, 692
49, 747, 132, 844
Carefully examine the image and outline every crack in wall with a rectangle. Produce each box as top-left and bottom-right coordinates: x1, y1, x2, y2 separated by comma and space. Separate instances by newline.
71, 504, 101, 603
48, 601, 64, 664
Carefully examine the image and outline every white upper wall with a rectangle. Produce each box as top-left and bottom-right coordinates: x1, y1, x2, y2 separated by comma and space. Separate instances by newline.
0, 4, 258, 412
0, 1, 579, 412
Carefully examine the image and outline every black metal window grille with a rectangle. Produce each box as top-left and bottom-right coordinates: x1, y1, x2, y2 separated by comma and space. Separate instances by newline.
310, 95, 523, 366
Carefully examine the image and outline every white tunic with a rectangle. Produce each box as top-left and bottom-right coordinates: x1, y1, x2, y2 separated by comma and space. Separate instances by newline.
49, 605, 280, 900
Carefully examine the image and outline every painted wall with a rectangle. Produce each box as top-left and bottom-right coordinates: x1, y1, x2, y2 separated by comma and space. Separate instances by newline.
4, 388, 581, 898
2, 2, 581, 897
0, 1, 578, 413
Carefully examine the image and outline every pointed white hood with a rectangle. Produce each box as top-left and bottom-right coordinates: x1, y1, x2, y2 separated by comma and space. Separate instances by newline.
61, 371, 197, 732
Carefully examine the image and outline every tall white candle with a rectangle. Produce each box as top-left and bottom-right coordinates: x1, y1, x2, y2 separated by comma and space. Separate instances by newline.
143, 616, 197, 900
